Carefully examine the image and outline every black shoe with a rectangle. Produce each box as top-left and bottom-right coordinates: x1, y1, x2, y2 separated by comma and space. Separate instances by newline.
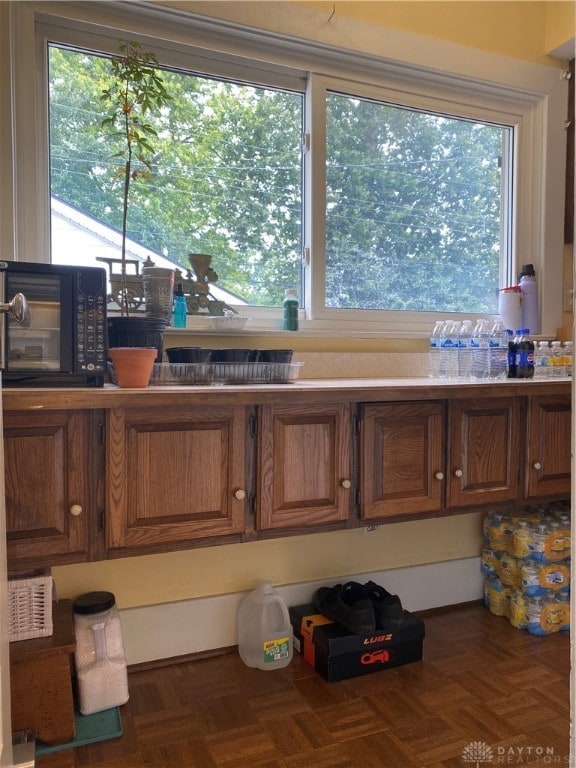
363, 581, 404, 629
314, 581, 376, 634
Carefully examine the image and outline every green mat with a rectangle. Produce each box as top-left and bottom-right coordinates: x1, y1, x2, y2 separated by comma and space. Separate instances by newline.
36, 707, 123, 756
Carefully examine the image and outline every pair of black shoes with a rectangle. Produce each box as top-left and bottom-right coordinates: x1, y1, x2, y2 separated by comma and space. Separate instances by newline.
313, 580, 404, 634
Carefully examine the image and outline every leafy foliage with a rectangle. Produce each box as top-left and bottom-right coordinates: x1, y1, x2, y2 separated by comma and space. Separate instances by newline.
99, 40, 172, 314
49, 44, 505, 312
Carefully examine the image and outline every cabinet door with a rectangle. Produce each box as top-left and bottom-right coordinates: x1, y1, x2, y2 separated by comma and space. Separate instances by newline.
257, 402, 352, 531
526, 394, 571, 498
360, 402, 444, 520
5, 410, 90, 568
447, 398, 520, 508
107, 405, 247, 552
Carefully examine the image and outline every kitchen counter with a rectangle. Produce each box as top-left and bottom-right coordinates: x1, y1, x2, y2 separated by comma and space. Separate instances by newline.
2, 376, 571, 411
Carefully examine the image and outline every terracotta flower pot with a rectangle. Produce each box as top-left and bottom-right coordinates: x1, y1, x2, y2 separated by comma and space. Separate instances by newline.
109, 347, 157, 388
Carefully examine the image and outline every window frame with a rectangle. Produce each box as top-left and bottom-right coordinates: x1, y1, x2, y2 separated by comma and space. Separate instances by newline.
4, 2, 568, 337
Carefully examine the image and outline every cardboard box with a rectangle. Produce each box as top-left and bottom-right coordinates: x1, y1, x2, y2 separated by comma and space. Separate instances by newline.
289, 603, 425, 683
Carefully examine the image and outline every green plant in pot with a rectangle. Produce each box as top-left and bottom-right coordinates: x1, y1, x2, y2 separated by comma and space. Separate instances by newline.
101, 39, 173, 362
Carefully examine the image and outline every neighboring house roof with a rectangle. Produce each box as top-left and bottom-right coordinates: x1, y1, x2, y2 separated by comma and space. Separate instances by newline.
50, 197, 246, 304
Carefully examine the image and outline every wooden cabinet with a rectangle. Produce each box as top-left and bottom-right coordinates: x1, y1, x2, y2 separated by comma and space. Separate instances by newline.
361, 397, 522, 521
360, 402, 444, 520
106, 405, 248, 554
526, 394, 571, 498
2, 381, 570, 564
447, 397, 521, 508
256, 402, 352, 531
5, 410, 93, 569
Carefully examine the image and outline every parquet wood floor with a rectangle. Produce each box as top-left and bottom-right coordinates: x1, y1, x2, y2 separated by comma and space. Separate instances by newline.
36, 602, 570, 768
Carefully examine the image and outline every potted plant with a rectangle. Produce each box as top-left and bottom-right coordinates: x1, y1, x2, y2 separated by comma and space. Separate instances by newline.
101, 39, 173, 360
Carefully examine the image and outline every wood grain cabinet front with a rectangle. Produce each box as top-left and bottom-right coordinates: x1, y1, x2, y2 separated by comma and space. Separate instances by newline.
4, 410, 92, 569
525, 394, 571, 499
256, 402, 353, 532
359, 401, 444, 520
106, 405, 248, 554
447, 397, 521, 508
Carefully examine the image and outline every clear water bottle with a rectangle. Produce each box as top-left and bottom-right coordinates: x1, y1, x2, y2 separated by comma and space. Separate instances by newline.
470, 319, 490, 378
564, 341, 573, 376
534, 341, 550, 378
440, 320, 460, 378
489, 320, 508, 379
550, 340, 565, 377
527, 596, 544, 635
428, 320, 445, 378
457, 320, 473, 378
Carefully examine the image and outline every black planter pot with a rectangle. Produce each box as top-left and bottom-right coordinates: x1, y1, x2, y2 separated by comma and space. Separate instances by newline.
107, 317, 168, 363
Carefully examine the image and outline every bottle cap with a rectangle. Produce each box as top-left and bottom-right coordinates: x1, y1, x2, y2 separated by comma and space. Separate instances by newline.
285, 288, 298, 298
175, 283, 185, 297
519, 264, 536, 278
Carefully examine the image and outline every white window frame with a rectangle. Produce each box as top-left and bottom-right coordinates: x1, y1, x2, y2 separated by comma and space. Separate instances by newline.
3, 1, 568, 338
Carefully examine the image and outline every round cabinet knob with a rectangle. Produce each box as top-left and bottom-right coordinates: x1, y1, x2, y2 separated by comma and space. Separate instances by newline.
434, 472, 444, 481
234, 489, 246, 501
340, 479, 352, 489
454, 469, 463, 478
70, 504, 83, 517
533, 461, 542, 470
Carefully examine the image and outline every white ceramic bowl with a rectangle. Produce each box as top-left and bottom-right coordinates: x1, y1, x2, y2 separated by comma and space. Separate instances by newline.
208, 315, 249, 331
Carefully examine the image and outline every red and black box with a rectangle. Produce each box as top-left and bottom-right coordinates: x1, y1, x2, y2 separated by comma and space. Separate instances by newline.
289, 603, 425, 683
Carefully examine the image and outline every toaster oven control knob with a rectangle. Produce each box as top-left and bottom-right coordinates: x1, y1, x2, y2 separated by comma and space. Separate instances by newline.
70, 504, 83, 517
0, 292, 29, 326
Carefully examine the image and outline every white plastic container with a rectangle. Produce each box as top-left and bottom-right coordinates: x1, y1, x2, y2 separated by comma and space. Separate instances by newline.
73, 591, 129, 715
237, 582, 293, 670
519, 265, 540, 335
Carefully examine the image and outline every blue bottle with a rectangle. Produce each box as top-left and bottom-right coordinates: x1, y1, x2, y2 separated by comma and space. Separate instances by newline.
172, 283, 187, 328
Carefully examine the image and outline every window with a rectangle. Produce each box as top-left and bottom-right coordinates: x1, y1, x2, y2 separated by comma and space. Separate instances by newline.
7, 5, 566, 335
49, 44, 304, 309
324, 91, 511, 314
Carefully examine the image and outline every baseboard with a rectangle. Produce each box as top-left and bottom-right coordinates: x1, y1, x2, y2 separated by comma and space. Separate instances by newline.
120, 556, 483, 665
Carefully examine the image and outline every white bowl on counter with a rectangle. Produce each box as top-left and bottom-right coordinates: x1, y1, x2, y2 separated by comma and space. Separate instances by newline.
207, 315, 249, 331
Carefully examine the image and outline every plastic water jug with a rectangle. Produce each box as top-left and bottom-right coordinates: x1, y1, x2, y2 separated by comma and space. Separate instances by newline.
237, 582, 293, 670
73, 591, 129, 715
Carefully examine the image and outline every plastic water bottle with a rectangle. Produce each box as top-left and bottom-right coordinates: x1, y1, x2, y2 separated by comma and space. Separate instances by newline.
489, 320, 509, 379
237, 582, 293, 670
534, 341, 550, 378
470, 319, 490, 378
440, 320, 460, 378
519, 264, 540, 335
457, 320, 473, 378
564, 341, 573, 376
550, 341, 565, 377
428, 320, 444, 378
